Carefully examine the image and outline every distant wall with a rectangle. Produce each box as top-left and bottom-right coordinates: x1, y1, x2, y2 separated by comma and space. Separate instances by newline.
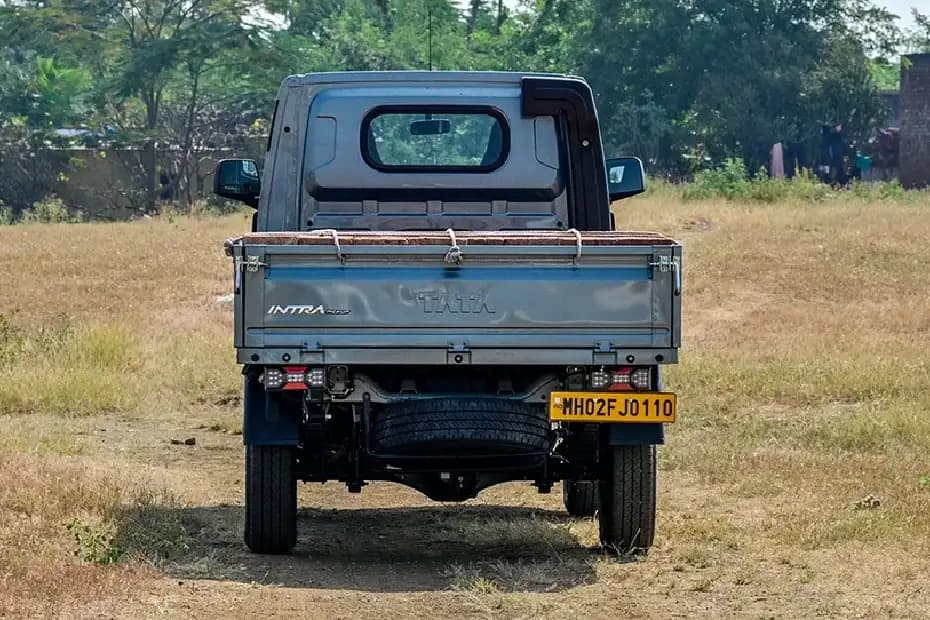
2, 138, 264, 220
900, 53, 930, 190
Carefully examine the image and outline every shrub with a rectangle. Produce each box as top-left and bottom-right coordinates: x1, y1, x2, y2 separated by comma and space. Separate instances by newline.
683, 159, 845, 203
877, 179, 908, 201
200, 195, 251, 216
787, 170, 832, 201
682, 158, 751, 201
19, 195, 82, 224
0, 200, 12, 225
67, 518, 123, 565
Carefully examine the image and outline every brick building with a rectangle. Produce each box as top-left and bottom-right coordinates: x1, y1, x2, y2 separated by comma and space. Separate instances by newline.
900, 53, 930, 189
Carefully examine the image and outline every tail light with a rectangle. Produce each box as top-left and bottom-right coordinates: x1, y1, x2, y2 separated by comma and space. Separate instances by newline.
590, 370, 611, 389
305, 367, 325, 387
630, 367, 652, 390
263, 367, 286, 389
261, 366, 326, 391
589, 367, 654, 391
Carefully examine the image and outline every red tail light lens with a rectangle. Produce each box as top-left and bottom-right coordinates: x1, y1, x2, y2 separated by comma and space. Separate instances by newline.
260, 366, 311, 391
282, 366, 310, 390
608, 367, 633, 391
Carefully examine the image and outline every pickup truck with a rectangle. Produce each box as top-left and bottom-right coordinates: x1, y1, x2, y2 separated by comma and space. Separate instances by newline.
215, 71, 682, 555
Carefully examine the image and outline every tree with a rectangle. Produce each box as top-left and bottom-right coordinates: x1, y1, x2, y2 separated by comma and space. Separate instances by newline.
908, 10, 930, 52
0, 52, 93, 211
558, 0, 896, 171
0, 0, 913, 215
94, 0, 262, 209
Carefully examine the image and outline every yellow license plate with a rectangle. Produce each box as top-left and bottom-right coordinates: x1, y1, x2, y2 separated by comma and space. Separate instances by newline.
550, 392, 677, 423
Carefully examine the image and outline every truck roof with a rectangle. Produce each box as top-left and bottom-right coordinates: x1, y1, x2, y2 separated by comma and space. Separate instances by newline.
281, 70, 573, 87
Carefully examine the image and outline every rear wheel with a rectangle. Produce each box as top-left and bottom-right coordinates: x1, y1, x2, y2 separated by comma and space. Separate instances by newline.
598, 444, 657, 554
563, 480, 598, 517
244, 445, 297, 554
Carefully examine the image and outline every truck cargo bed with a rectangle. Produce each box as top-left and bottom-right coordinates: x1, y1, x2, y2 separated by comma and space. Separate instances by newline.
227, 230, 681, 367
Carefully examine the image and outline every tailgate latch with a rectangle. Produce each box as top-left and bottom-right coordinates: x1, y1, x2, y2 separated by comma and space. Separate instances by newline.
593, 341, 615, 365
235, 255, 267, 291
649, 255, 681, 296
245, 255, 267, 272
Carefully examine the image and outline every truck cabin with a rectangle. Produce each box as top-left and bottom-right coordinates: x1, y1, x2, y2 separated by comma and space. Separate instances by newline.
214, 71, 645, 233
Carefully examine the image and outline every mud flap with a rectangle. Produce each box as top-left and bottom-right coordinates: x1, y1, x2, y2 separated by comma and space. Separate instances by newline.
242, 377, 300, 446
607, 366, 666, 446
607, 423, 664, 446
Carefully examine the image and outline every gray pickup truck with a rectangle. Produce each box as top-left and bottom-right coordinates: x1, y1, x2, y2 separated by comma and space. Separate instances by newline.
215, 71, 682, 555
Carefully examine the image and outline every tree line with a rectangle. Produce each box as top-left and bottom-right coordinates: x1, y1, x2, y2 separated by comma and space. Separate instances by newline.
0, 0, 928, 214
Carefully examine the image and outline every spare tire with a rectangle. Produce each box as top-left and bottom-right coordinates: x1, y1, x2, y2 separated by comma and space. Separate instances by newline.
372, 397, 550, 456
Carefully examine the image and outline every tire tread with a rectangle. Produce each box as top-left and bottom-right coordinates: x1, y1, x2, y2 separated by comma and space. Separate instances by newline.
598, 444, 657, 553
245, 445, 297, 554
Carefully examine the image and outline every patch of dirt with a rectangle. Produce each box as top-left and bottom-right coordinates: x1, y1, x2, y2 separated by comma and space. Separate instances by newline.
41, 414, 930, 620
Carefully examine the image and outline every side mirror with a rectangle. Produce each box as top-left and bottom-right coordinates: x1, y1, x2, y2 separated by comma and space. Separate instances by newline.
213, 159, 260, 208
606, 156, 646, 202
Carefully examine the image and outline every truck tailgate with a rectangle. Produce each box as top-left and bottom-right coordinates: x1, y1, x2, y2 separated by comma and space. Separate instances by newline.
227, 231, 681, 366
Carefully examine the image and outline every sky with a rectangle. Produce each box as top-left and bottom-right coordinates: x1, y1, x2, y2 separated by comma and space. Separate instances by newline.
877, 0, 921, 28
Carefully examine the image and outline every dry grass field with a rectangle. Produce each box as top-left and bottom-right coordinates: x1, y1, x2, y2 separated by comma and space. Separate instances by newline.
1, 191, 930, 618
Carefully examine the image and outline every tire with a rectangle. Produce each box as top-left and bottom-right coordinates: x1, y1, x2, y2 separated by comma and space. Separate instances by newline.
372, 397, 549, 456
244, 445, 297, 554
598, 444, 657, 554
563, 480, 599, 517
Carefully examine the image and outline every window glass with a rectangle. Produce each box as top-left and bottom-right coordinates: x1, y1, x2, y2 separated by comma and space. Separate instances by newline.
364, 110, 507, 170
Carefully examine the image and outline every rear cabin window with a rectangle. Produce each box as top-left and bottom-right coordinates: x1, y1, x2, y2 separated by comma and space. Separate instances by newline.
362, 108, 508, 172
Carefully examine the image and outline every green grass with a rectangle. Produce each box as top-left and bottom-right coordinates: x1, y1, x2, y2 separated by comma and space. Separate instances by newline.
0, 319, 140, 416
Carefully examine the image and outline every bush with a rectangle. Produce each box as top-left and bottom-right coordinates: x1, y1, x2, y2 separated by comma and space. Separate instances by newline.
845, 179, 925, 203
19, 195, 82, 224
684, 159, 838, 203
682, 158, 751, 201
0, 200, 12, 225
67, 518, 123, 565
877, 179, 908, 201
200, 195, 251, 216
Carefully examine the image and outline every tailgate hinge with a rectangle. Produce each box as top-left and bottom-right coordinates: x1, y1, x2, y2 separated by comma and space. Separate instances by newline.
649, 255, 681, 296
447, 342, 471, 365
